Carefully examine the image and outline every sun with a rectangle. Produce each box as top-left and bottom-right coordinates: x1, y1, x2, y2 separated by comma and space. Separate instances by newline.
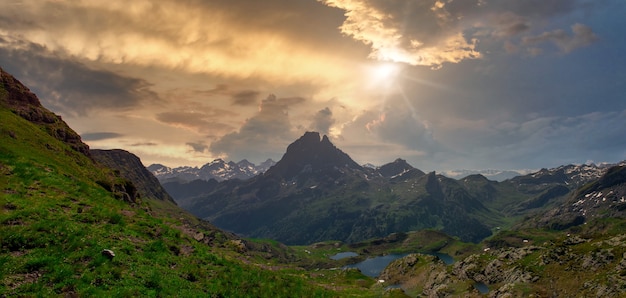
373, 63, 399, 80
366, 62, 402, 91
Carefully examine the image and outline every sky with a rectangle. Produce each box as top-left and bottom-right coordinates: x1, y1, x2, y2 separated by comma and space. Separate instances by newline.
1, 0, 625, 172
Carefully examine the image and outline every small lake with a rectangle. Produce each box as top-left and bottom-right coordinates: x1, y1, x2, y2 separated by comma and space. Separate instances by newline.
343, 254, 408, 277
329, 251, 358, 260
342, 252, 454, 278
431, 252, 454, 265
474, 282, 489, 294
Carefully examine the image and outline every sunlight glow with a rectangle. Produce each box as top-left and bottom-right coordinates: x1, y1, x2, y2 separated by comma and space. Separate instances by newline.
366, 62, 402, 92
372, 63, 399, 80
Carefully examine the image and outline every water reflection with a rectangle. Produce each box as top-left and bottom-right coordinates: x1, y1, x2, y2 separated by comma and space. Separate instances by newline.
343, 254, 408, 277
431, 252, 454, 265
329, 251, 358, 260
342, 252, 454, 278
474, 282, 489, 294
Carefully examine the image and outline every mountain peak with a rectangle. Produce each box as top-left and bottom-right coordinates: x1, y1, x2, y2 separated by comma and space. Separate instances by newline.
265, 131, 361, 179
284, 131, 323, 153
378, 158, 424, 178
321, 134, 332, 144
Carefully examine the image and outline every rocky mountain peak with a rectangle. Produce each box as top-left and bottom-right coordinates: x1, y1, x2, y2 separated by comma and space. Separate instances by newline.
377, 158, 419, 178
265, 131, 361, 179
237, 159, 255, 167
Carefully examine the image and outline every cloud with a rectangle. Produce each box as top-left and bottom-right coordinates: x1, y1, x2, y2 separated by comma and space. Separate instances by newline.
194, 84, 230, 97
232, 90, 260, 106
129, 142, 158, 147
310, 107, 336, 135
155, 110, 236, 135
335, 96, 442, 166
522, 23, 598, 54
0, 37, 157, 116
0, 0, 357, 84
210, 94, 305, 162
362, 97, 440, 155
435, 110, 626, 169
81, 132, 123, 141
186, 142, 209, 153
319, 0, 481, 68
319, 0, 602, 67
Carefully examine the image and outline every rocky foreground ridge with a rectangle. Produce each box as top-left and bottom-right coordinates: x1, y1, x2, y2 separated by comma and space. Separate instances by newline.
380, 231, 626, 297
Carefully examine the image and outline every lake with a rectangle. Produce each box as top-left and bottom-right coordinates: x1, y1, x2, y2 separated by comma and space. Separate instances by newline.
343, 254, 408, 277
474, 282, 489, 294
342, 252, 454, 278
329, 251, 358, 260
431, 252, 454, 265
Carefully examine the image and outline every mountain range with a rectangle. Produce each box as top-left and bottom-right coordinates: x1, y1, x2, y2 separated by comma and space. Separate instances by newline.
148, 158, 276, 183
440, 169, 527, 182
5, 65, 626, 296
163, 131, 625, 246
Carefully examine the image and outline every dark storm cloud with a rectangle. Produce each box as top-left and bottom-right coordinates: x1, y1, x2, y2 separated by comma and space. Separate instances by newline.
186, 142, 209, 153
210, 94, 305, 162
367, 98, 440, 155
0, 38, 156, 117
334, 107, 447, 168
193, 85, 260, 106
195, 84, 230, 96
310, 107, 335, 135
81, 132, 123, 141
130, 142, 158, 147
232, 90, 260, 106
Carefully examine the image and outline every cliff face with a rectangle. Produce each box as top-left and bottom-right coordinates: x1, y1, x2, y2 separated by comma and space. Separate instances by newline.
91, 149, 177, 204
0, 67, 90, 157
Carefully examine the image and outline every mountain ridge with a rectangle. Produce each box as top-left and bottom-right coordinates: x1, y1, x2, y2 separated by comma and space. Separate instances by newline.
148, 158, 276, 183
164, 130, 626, 245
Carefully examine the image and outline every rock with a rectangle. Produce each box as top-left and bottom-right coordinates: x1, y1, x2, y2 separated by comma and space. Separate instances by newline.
563, 235, 589, 245
101, 249, 115, 259
193, 232, 205, 241
229, 239, 247, 253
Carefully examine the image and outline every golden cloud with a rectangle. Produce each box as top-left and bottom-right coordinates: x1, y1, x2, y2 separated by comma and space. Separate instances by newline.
0, 0, 357, 84
319, 0, 481, 68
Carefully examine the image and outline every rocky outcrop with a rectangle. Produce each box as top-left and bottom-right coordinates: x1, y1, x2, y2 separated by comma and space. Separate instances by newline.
91, 149, 177, 204
379, 231, 626, 297
0, 67, 90, 157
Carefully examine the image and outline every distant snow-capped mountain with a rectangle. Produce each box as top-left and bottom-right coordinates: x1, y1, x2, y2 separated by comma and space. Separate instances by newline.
147, 158, 276, 183
442, 162, 625, 183
516, 162, 626, 187
441, 169, 528, 181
